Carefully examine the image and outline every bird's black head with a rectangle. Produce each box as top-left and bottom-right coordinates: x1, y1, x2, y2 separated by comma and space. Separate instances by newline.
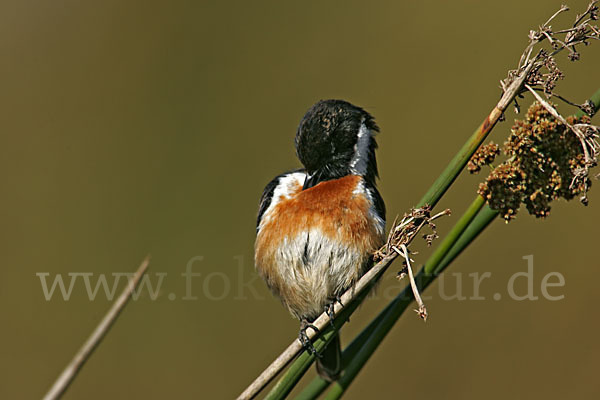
295, 99, 380, 189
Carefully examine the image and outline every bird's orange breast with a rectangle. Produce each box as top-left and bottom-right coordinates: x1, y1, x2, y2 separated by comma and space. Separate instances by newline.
255, 174, 384, 319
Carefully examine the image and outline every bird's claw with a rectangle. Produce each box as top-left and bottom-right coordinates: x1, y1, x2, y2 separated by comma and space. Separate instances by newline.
324, 295, 344, 327
299, 319, 320, 356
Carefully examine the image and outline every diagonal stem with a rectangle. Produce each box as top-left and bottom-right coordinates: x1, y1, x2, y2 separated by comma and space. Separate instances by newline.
42, 256, 150, 400
243, 53, 536, 400
322, 195, 486, 399
308, 87, 600, 400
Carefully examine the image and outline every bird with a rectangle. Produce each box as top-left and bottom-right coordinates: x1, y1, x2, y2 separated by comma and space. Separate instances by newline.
254, 99, 386, 381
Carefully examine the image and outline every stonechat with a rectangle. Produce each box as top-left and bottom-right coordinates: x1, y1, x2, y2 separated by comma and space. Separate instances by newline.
255, 99, 385, 381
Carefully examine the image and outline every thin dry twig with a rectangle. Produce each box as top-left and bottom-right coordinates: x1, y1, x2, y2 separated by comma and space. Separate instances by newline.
378, 207, 450, 260
393, 244, 427, 320
525, 84, 599, 163
236, 253, 397, 400
478, 1, 600, 215
525, 84, 600, 200
507, 1, 600, 112
42, 256, 151, 400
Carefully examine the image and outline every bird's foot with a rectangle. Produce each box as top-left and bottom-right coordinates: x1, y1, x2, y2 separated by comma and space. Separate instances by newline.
299, 318, 320, 356
324, 295, 344, 327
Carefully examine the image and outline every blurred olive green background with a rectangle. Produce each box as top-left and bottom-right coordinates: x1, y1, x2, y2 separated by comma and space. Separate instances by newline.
2, 1, 600, 399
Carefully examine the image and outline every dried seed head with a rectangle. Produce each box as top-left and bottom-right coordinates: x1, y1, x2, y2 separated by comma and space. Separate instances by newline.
581, 100, 596, 117
468, 142, 500, 174
568, 51, 581, 61
478, 102, 593, 221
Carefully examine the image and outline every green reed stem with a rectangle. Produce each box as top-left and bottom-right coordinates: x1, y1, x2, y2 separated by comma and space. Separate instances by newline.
268, 82, 600, 400
321, 195, 486, 399
313, 87, 600, 400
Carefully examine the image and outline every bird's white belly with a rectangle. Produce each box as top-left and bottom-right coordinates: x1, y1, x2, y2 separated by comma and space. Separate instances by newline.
273, 228, 367, 319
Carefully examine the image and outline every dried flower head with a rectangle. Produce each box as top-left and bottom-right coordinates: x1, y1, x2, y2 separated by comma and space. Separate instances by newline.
502, 1, 599, 117
478, 102, 594, 222
468, 142, 500, 174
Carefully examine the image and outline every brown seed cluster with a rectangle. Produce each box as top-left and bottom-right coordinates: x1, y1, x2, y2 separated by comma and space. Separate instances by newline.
478, 102, 592, 222
468, 142, 500, 174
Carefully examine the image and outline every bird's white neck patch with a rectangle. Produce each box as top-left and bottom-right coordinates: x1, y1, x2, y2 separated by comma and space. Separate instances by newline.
349, 122, 370, 175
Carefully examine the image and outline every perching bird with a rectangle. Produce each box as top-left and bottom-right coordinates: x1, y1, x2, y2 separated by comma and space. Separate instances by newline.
254, 99, 386, 381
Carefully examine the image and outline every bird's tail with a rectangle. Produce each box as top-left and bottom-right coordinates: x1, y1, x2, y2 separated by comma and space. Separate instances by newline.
316, 333, 341, 381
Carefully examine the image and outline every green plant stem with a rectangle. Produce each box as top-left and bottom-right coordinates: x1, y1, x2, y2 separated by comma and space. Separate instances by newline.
296, 200, 501, 400
242, 38, 548, 400
294, 300, 394, 400
293, 374, 329, 400
294, 306, 392, 400
584, 88, 600, 117
315, 87, 600, 400
264, 269, 385, 400
424, 196, 486, 274
322, 196, 486, 399
418, 110, 503, 208
283, 102, 515, 400
259, 61, 574, 400
264, 329, 335, 400
434, 205, 499, 275
287, 108, 507, 400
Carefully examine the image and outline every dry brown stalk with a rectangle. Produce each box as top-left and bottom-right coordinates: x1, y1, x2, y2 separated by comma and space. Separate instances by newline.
236, 207, 449, 400
42, 257, 150, 400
